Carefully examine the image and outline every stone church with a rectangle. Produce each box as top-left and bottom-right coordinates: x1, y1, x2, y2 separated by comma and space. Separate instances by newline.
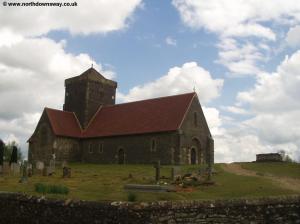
28, 68, 214, 165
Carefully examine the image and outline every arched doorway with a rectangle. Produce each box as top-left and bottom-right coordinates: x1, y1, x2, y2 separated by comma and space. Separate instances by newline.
118, 148, 125, 164
191, 147, 196, 164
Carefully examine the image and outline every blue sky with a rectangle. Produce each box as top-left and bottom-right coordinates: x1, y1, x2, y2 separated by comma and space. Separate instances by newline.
0, 0, 300, 162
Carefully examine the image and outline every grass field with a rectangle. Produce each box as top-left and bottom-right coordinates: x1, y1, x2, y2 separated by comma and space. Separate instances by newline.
0, 162, 299, 202
240, 162, 300, 179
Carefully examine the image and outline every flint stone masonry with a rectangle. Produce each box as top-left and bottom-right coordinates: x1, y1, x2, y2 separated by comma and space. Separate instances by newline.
0, 193, 299, 224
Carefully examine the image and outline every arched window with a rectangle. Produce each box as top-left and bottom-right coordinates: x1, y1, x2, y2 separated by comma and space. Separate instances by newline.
150, 139, 157, 152
194, 112, 198, 127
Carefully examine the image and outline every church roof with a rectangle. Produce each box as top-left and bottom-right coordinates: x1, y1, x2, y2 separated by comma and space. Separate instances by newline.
44, 92, 196, 138
45, 108, 82, 137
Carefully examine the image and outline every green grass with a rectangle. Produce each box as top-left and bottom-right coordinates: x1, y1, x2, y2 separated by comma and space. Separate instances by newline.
0, 163, 298, 202
240, 162, 300, 179
35, 183, 69, 195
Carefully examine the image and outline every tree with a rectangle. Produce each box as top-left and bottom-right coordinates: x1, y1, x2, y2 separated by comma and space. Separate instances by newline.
277, 149, 293, 163
3, 141, 23, 162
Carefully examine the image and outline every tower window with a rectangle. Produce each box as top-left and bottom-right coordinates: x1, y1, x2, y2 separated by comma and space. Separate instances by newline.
194, 112, 198, 127
150, 139, 157, 152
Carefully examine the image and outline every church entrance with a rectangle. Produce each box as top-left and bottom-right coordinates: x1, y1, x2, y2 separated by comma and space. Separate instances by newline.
118, 148, 125, 164
191, 147, 196, 164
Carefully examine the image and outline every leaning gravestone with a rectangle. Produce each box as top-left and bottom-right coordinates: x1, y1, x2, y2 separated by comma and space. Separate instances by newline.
0, 139, 4, 174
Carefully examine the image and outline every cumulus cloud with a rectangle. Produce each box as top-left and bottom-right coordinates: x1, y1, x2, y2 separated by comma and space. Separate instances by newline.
172, 0, 300, 40
118, 62, 223, 103
173, 0, 300, 77
0, 0, 142, 36
235, 51, 300, 161
286, 25, 300, 47
0, 37, 114, 155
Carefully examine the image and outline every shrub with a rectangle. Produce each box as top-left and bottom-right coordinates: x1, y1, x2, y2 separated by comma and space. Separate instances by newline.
34, 183, 69, 195
127, 192, 137, 202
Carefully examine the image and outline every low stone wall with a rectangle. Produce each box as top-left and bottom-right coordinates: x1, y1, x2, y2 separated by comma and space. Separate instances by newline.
0, 193, 299, 224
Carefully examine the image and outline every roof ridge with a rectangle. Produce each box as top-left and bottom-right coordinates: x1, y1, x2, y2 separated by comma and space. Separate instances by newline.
103, 92, 196, 108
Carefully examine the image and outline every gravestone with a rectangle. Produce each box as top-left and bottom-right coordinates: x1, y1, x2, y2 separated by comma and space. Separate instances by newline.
27, 163, 33, 177
9, 146, 18, 165
171, 166, 181, 181
62, 167, 71, 178
153, 160, 161, 182
2, 162, 10, 174
0, 139, 4, 174
10, 163, 20, 175
36, 161, 44, 175
19, 161, 28, 183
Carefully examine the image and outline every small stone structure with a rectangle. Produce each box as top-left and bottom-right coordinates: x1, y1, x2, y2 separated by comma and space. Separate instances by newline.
256, 153, 283, 162
0, 193, 299, 223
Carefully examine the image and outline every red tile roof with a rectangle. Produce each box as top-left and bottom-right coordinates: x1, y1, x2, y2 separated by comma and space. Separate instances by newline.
45, 108, 82, 137
44, 92, 195, 138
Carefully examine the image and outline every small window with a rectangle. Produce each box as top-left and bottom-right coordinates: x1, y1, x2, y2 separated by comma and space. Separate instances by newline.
89, 143, 93, 154
194, 112, 198, 127
98, 143, 104, 153
150, 139, 157, 152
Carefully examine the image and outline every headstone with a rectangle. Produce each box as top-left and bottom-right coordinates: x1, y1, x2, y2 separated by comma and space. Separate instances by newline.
19, 161, 28, 183
62, 167, 71, 178
2, 162, 10, 174
27, 163, 33, 177
153, 160, 161, 182
9, 146, 18, 165
36, 161, 44, 175
10, 162, 20, 175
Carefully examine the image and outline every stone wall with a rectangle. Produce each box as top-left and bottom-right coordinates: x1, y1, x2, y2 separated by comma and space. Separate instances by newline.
0, 193, 299, 224
81, 132, 179, 165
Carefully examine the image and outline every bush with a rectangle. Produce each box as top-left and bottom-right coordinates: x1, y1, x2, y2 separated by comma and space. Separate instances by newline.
34, 183, 69, 195
127, 192, 137, 202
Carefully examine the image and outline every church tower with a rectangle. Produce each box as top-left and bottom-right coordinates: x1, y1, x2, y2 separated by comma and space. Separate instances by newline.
63, 67, 117, 128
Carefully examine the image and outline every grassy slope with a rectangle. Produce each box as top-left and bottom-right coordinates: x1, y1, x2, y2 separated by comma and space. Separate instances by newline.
240, 162, 300, 179
0, 163, 298, 202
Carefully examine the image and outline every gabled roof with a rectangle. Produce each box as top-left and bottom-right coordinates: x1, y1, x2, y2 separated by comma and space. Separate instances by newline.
35, 92, 196, 139
45, 108, 82, 137
83, 92, 196, 138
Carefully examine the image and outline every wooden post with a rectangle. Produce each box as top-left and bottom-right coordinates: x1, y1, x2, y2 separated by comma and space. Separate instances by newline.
154, 160, 160, 182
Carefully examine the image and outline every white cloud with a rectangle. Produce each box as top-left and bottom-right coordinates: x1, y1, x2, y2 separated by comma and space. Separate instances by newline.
0, 37, 114, 155
217, 39, 264, 75
223, 106, 250, 115
172, 0, 300, 40
0, 0, 142, 36
165, 36, 177, 46
286, 25, 300, 47
118, 62, 223, 103
234, 50, 300, 161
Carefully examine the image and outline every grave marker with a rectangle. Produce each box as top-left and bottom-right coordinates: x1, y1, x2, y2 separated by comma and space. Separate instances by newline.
154, 160, 161, 182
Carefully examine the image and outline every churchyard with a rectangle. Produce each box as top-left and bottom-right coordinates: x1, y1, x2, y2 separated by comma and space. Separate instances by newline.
0, 162, 299, 202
